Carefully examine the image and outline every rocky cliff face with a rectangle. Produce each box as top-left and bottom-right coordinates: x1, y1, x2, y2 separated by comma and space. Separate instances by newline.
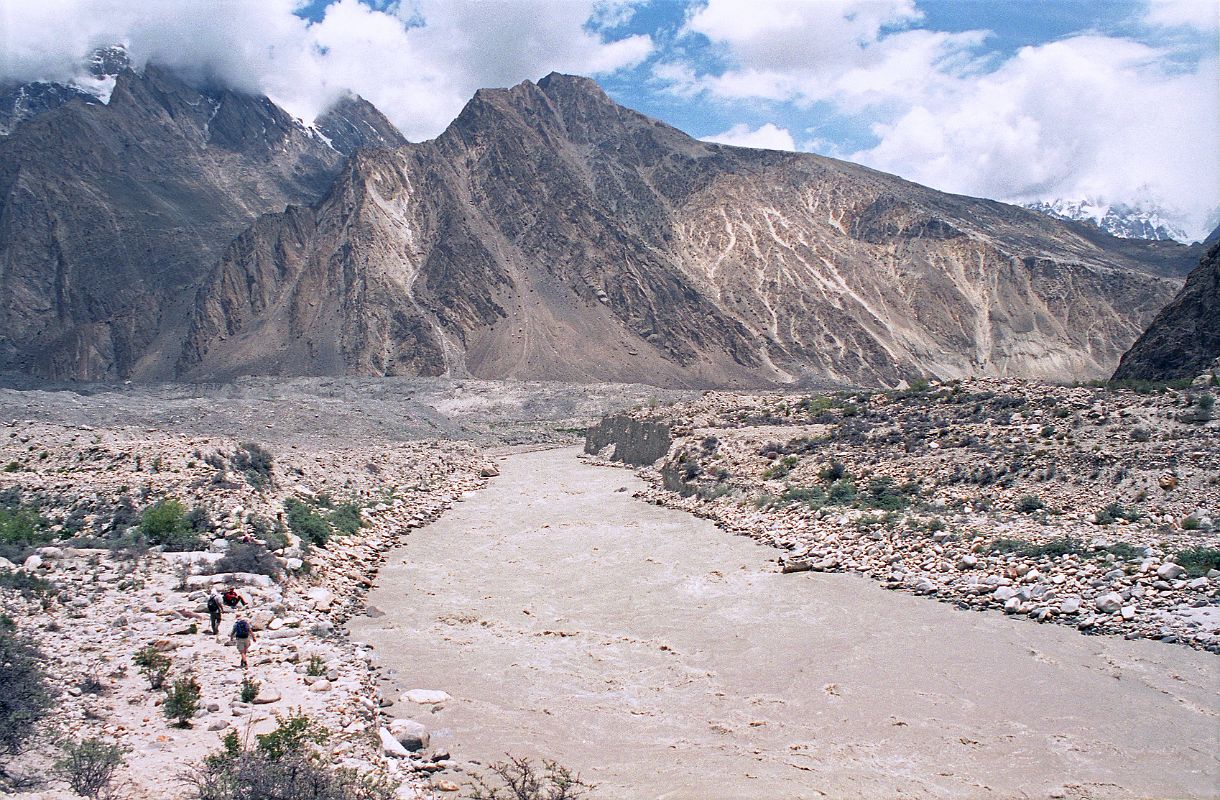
1112, 241, 1220, 381
180, 73, 1191, 387
0, 64, 404, 381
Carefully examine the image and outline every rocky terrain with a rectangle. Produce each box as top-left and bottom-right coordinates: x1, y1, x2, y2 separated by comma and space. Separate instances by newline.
1113, 241, 1220, 382
0, 52, 404, 382
0, 377, 699, 799
180, 73, 1199, 388
590, 373, 1220, 650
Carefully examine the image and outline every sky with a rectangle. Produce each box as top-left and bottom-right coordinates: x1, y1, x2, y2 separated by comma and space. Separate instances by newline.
1, 0, 1217, 238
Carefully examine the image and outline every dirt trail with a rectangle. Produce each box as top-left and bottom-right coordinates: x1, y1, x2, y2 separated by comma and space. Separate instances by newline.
352, 448, 1219, 799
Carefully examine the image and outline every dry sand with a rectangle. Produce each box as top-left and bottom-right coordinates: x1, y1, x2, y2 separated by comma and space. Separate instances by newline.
352, 447, 1219, 799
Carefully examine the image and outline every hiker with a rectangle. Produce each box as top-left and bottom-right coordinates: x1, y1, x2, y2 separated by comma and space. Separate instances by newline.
230, 616, 256, 668
222, 586, 247, 609
206, 590, 223, 635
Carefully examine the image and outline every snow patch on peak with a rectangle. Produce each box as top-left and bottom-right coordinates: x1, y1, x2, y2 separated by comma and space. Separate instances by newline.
1024, 197, 1190, 243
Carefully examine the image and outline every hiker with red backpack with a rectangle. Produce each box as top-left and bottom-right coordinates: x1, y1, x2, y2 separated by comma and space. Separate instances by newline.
230, 616, 256, 668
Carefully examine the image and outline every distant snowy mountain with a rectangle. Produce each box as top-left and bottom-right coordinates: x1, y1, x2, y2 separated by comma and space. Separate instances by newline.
0, 45, 129, 136
1024, 198, 1189, 243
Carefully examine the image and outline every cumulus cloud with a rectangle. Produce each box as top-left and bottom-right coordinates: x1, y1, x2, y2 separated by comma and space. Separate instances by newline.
0, 0, 653, 140
703, 122, 795, 151
660, 0, 1219, 240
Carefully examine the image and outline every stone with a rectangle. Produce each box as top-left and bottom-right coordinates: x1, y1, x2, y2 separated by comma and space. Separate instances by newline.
378, 727, 410, 758
23, 554, 43, 570
1157, 563, 1187, 580
1095, 592, 1124, 613
993, 586, 1018, 602
1058, 597, 1082, 615
252, 688, 281, 704
402, 689, 451, 705
1159, 474, 1178, 490
956, 554, 977, 570
430, 778, 461, 792
479, 464, 500, 478
389, 718, 429, 751
308, 679, 332, 692
1121, 606, 1136, 620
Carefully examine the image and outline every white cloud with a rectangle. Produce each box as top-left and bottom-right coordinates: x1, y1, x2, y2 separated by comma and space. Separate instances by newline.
0, 0, 654, 140
703, 122, 795, 151
660, 0, 1220, 240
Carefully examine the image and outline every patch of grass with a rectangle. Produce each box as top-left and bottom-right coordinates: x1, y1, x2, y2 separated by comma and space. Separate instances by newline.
862, 477, 917, 511
762, 455, 798, 480
990, 536, 1084, 559
827, 478, 857, 505
1175, 547, 1220, 577
1105, 542, 1145, 561
778, 485, 825, 508
1095, 502, 1141, 526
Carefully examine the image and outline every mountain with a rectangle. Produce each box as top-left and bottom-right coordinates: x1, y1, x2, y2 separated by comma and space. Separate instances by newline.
1024, 198, 1189, 242
1112, 240, 1220, 382
0, 62, 405, 381
177, 73, 1195, 388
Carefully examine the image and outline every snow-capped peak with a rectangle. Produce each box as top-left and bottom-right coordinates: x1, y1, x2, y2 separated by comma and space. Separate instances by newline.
1025, 197, 1189, 242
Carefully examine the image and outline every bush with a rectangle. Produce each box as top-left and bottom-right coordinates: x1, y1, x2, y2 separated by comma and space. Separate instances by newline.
1016, 495, 1045, 513
990, 537, 1083, 559
469, 755, 594, 800
140, 499, 206, 552
862, 477, 915, 511
187, 712, 392, 800
762, 456, 798, 480
134, 646, 173, 690
163, 674, 201, 727
305, 655, 326, 678
819, 461, 848, 482
327, 503, 364, 536
1182, 516, 1201, 531
55, 737, 125, 799
779, 485, 825, 508
0, 624, 52, 755
0, 503, 53, 562
284, 499, 330, 547
827, 478, 856, 505
214, 542, 281, 577
1175, 547, 1220, 577
0, 568, 55, 598
231, 443, 274, 490
1095, 503, 1141, 526
240, 677, 260, 704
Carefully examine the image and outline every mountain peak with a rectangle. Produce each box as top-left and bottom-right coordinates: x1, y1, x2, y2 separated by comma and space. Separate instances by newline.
315, 93, 407, 154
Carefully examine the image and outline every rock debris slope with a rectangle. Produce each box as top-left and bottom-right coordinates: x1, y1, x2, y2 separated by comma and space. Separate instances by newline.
0, 62, 404, 382
1112, 240, 1220, 381
181, 73, 1193, 387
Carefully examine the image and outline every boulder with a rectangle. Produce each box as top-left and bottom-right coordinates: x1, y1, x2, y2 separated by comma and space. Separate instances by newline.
402, 689, 450, 705
1095, 592, 1124, 614
1157, 563, 1187, 581
388, 718, 429, 751
377, 727, 409, 757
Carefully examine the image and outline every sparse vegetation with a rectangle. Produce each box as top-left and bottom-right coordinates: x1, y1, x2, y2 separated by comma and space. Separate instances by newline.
140, 499, 206, 552
187, 712, 392, 800
0, 622, 52, 756
55, 736, 125, 800
305, 654, 326, 678
240, 676, 261, 703
134, 645, 173, 690
285, 498, 330, 547
214, 542, 281, 577
469, 755, 595, 800
327, 503, 364, 536
231, 442, 274, 490
1175, 547, 1220, 577
163, 674, 202, 727
1095, 503, 1141, 526
0, 502, 53, 562
1016, 495, 1045, 513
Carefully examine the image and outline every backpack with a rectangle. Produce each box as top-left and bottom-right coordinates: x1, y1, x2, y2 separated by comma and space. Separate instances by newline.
207, 595, 221, 613
233, 619, 250, 639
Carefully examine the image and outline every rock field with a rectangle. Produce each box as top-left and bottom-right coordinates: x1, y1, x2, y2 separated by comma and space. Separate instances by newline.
602, 376, 1220, 650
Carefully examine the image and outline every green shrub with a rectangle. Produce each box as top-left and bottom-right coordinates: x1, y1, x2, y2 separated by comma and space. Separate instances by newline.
827, 478, 856, 505
762, 456, 798, 480
134, 645, 173, 690
1016, 495, 1045, 513
327, 503, 364, 536
0, 624, 52, 755
232, 443, 274, 490
819, 461, 848, 482
55, 737, 125, 799
1182, 516, 1201, 531
0, 503, 53, 561
779, 485, 825, 508
188, 712, 391, 800
305, 654, 326, 678
140, 499, 206, 551
0, 568, 55, 598
1095, 503, 1141, 526
863, 477, 915, 510
285, 499, 330, 547
1105, 542, 1145, 561
163, 674, 201, 727
240, 676, 260, 704
1175, 547, 1220, 577
990, 536, 1083, 558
